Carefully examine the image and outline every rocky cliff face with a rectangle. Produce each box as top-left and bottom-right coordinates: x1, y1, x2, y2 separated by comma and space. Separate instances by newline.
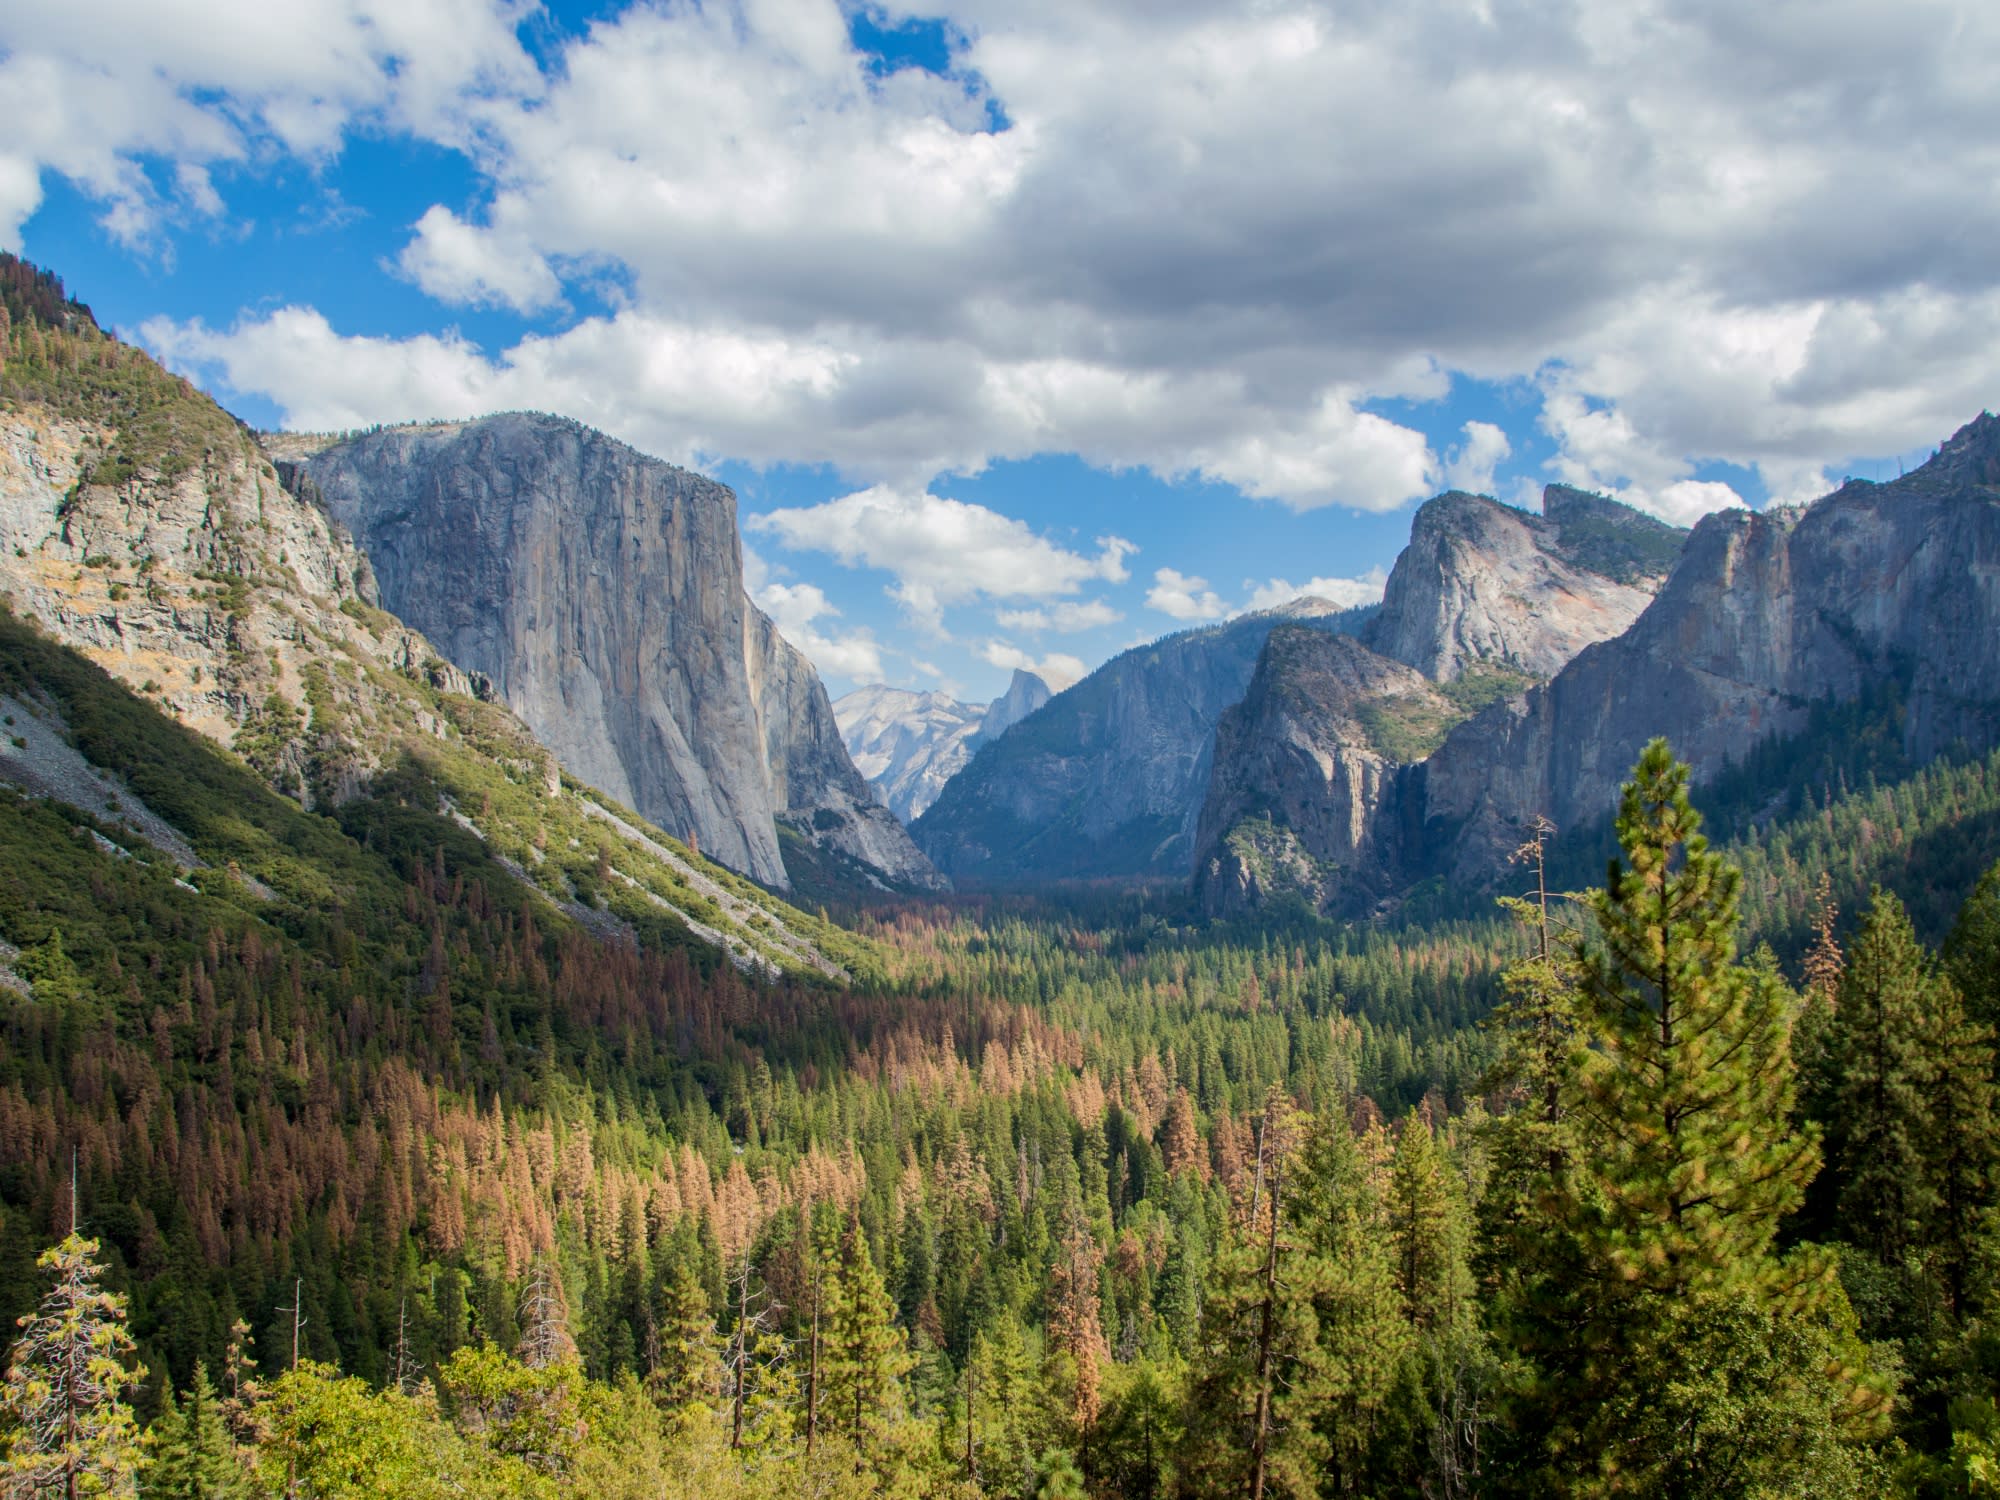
0, 390, 492, 810
914, 598, 1371, 882
1360, 489, 1679, 681
1190, 486, 1687, 915
1194, 629, 1447, 914
295, 413, 940, 892
835, 669, 1052, 824
1411, 414, 2000, 885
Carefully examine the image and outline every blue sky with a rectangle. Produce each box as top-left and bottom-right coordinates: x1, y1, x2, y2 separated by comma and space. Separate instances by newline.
4, 0, 1990, 701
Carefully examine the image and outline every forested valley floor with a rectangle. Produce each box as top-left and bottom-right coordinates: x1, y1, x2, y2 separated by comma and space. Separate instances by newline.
7, 608, 2000, 1496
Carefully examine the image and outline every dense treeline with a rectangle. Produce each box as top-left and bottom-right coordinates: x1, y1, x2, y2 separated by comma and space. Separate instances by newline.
8, 611, 2000, 1492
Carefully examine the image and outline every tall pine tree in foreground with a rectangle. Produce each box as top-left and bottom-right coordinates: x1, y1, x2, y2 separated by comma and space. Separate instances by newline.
1518, 740, 1888, 1497
0, 1225, 144, 1497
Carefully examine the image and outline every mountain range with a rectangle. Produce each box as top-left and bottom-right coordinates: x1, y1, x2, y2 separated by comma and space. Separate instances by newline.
6, 249, 1997, 935
833, 668, 1051, 823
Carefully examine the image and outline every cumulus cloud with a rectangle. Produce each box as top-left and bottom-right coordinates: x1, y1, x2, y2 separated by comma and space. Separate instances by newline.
0, 0, 540, 245
750, 577, 886, 684
42, 0, 2000, 512
1147, 568, 1229, 622
396, 205, 562, 313
993, 599, 1123, 634
747, 488, 1134, 631
1440, 421, 1511, 496
1239, 567, 1389, 616
979, 641, 1086, 691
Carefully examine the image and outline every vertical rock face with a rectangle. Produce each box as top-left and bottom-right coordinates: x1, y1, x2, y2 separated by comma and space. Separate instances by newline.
1360, 489, 1679, 681
300, 413, 940, 891
913, 599, 1373, 883
834, 669, 1052, 824
1193, 630, 1449, 915
1412, 415, 2000, 884
1189, 486, 1687, 915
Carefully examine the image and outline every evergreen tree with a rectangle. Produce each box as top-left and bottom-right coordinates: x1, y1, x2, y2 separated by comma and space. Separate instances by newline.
1530, 741, 1886, 1493
818, 1225, 911, 1450
1828, 888, 1999, 1318
1287, 1107, 1409, 1492
1828, 888, 1941, 1263
0, 1228, 145, 1498
140, 1365, 248, 1500
648, 1263, 722, 1420
1946, 860, 2000, 1034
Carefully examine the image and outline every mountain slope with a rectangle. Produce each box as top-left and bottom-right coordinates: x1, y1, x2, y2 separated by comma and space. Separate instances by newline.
0, 255, 860, 974
913, 599, 1371, 882
286, 415, 941, 894
1411, 414, 2000, 888
835, 668, 1052, 823
1193, 629, 1450, 915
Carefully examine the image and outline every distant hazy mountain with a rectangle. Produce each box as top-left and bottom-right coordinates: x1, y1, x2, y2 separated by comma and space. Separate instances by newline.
835, 669, 1053, 823
912, 598, 1373, 883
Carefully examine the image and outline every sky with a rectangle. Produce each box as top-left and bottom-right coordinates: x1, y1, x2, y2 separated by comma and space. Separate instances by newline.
4, 0, 1992, 703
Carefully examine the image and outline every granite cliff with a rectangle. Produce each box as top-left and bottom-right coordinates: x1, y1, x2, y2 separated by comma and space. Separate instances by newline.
1360, 488, 1679, 680
1193, 486, 1686, 914
913, 599, 1371, 883
835, 668, 1052, 823
1411, 414, 2000, 886
291, 414, 941, 893
1193, 629, 1447, 914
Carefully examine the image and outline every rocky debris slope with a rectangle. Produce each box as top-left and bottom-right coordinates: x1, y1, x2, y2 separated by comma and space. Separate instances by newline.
1411, 414, 2000, 886
835, 668, 1053, 823
295, 413, 941, 893
914, 599, 1371, 883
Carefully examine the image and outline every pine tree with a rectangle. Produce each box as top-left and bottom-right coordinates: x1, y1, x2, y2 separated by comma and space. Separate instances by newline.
1288, 1107, 1410, 1493
818, 1225, 911, 1450
1946, 860, 2000, 1034
0, 1229, 145, 1498
1531, 740, 1887, 1493
140, 1365, 248, 1500
1828, 888, 1946, 1263
1828, 888, 2000, 1316
1388, 1112, 1469, 1336
647, 1263, 721, 1420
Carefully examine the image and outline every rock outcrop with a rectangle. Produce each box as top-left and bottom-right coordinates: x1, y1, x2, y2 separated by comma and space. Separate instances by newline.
1194, 629, 1448, 914
1360, 489, 1680, 681
0, 376, 486, 810
914, 598, 1370, 883
835, 669, 1052, 823
1190, 487, 1687, 914
1411, 414, 2000, 884
295, 414, 940, 891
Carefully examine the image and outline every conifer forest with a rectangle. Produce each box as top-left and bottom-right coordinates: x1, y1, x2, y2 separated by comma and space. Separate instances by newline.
7, 589, 2000, 1497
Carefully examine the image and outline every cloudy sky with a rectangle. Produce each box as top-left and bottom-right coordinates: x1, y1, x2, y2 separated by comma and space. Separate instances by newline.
5, 0, 1993, 700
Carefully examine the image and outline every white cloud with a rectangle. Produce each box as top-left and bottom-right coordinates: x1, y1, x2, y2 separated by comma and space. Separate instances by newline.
1439, 420, 1511, 496
993, 599, 1122, 634
0, 0, 540, 246
1147, 568, 1229, 622
38, 0, 2000, 515
746, 487, 1134, 632
749, 576, 886, 684
978, 642, 1086, 691
1239, 567, 1389, 615
397, 205, 562, 313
